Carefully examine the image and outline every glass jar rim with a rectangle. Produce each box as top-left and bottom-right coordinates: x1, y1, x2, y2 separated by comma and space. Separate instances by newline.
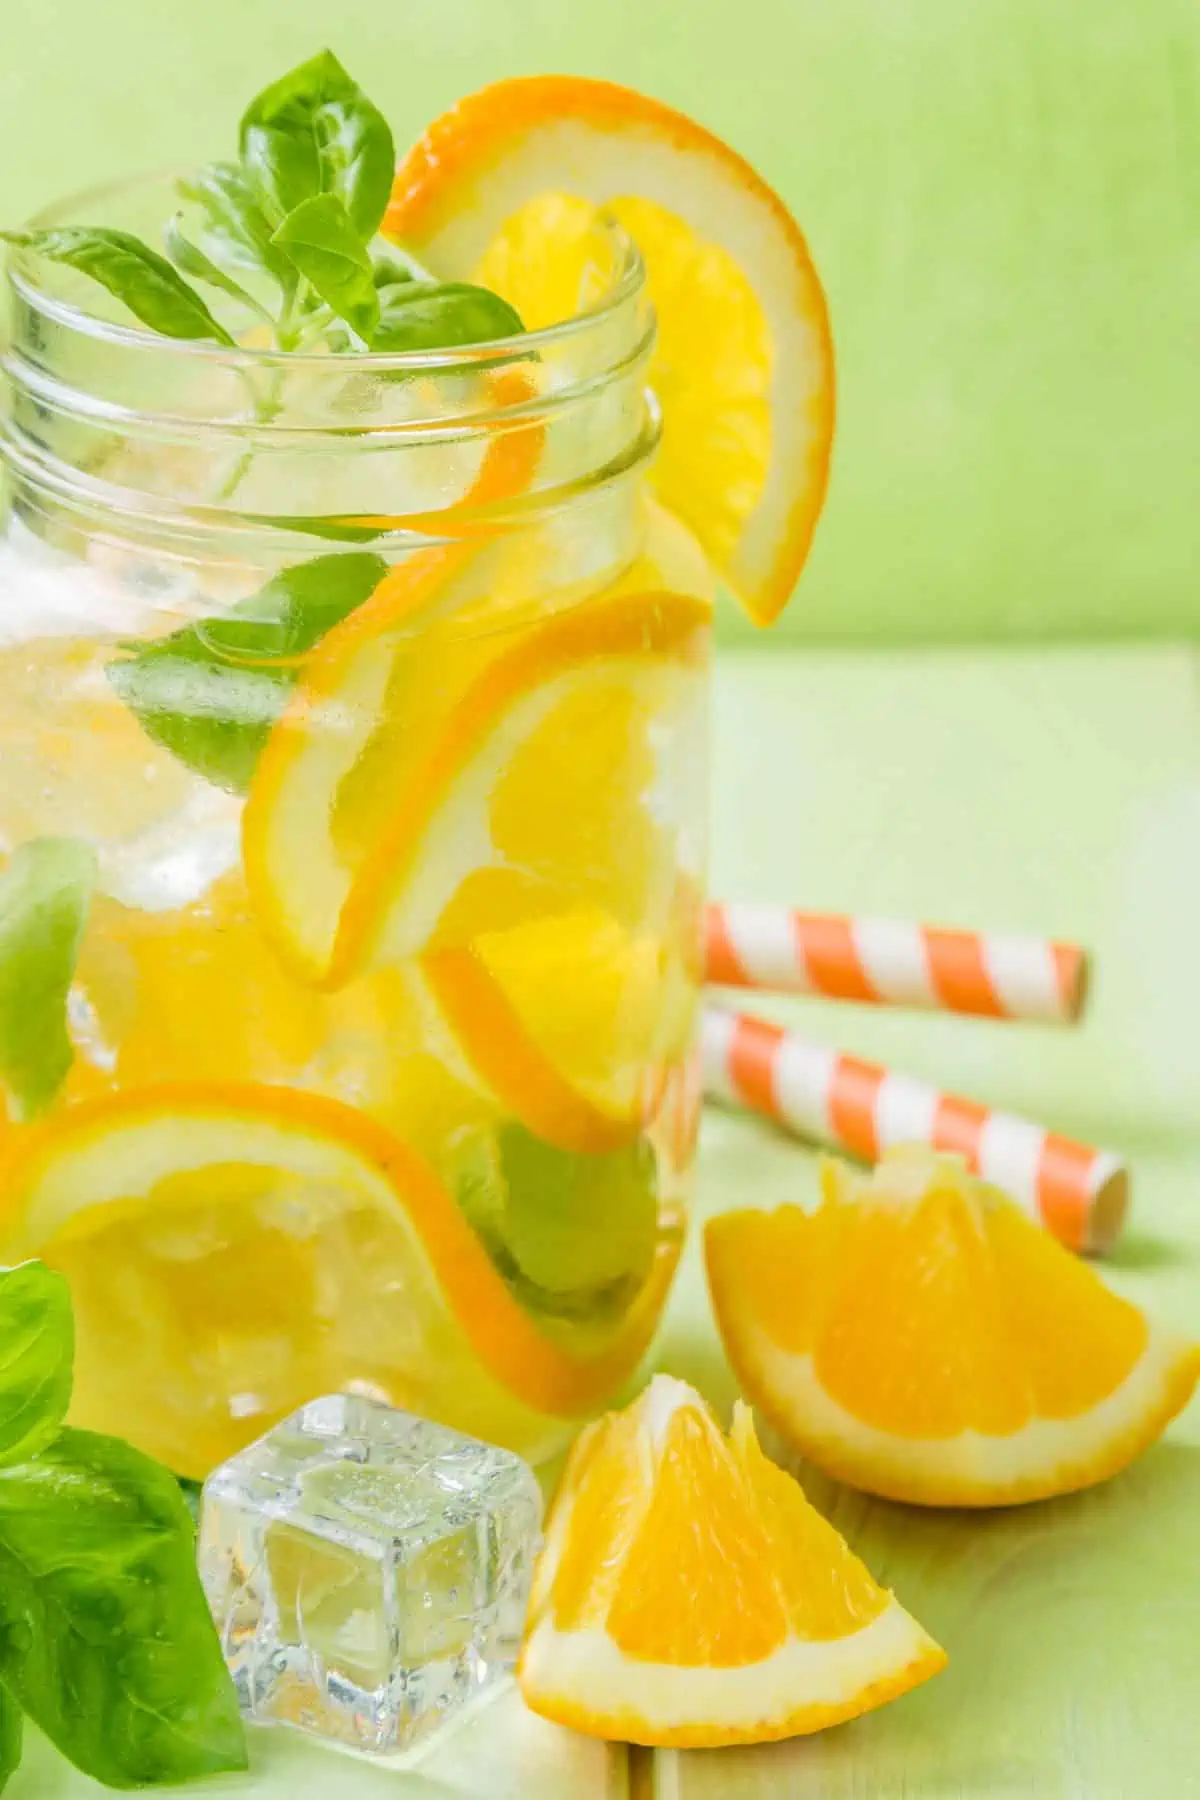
8, 166, 648, 373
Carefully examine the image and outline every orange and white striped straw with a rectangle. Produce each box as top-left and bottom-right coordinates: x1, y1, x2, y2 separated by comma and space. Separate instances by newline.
705, 902, 1089, 1025
702, 1007, 1127, 1254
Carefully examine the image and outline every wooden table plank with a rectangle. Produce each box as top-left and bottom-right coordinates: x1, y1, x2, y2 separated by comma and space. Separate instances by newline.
17, 1694, 632, 1799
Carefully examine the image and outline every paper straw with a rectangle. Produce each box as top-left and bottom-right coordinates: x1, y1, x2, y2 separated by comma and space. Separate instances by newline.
702, 1007, 1127, 1254
705, 902, 1089, 1025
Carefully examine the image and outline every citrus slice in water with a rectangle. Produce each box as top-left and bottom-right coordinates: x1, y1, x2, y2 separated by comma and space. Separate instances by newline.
518, 1374, 945, 1746
243, 584, 709, 988
386, 76, 835, 625
426, 882, 699, 1155
706, 1147, 1200, 1507
0, 1084, 682, 1476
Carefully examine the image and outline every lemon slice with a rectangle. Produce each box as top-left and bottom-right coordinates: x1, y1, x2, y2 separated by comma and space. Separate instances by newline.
0, 1084, 684, 1475
243, 585, 709, 988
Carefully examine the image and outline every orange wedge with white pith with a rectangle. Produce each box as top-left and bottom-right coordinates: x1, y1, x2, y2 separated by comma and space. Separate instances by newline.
706, 1148, 1200, 1509
0, 1084, 682, 1477
387, 76, 835, 625
518, 1375, 944, 1747
244, 583, 709, 990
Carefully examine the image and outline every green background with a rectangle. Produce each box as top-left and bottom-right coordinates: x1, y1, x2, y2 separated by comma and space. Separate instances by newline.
4, 0, 1199, 643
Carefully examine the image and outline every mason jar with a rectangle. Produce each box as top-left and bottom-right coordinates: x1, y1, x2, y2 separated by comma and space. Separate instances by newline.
0, 173, 712, 1478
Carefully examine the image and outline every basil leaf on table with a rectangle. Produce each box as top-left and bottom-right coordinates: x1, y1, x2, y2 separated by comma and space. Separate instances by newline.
240, 47, 395, 241
108, 550, 387, 791
372, 281, 527, 354
0, 1427, 246, 1788
0, 1265, 72, 1469
177, 159, 297, 296
272, 193, 379, 342
0, 838, 95, 1122
0, 228, 234, 344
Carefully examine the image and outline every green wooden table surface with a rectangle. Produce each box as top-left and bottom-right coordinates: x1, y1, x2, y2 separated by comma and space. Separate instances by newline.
18, 640, 1200, 1799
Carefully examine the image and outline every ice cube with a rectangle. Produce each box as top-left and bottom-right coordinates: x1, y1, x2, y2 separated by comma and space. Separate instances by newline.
198, 1394, 543, 1762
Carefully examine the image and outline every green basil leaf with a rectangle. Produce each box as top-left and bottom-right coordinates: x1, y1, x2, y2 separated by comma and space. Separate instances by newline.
0, 1683, 20, 1793
176, 161, 296, 295
241, 512, 387, 542
0, 839, 95, 1121
108, 551, 387, 792
164, 214, 272, 323
0, 1266, 72, 1469
240, 48, 395, 241
0, 1426, 246, 1787
272, 194, 379, 342
371, 281, 526, 354
0, 228, 235, 345
370, 241, 432, 289
455, 1126, 658, 1320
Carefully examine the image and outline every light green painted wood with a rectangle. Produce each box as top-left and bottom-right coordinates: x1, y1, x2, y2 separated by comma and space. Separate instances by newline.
15, 642, 1200, 1796
5, 3, 1200, 642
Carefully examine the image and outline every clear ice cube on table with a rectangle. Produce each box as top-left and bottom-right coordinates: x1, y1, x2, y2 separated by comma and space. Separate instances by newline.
198, 1394, 543, 1761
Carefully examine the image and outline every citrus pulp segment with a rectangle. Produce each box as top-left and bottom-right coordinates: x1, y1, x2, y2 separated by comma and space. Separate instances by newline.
518, 1375, 944, 1746
706, 1148, 1200, 1507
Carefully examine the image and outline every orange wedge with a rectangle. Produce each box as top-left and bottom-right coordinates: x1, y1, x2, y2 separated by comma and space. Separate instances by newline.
244, 584, 709, 989
386, 76, 835, 625
518, 1375, 944, 1746
0, 1084, 683, 1476
706, 1148, 1200, 1508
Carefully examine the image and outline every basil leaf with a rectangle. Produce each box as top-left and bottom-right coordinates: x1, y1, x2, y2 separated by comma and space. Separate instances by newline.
164, 214, 272, 323
372, 281, 526, 353
0, 1427, 246, 1787
0, 228, 235, 345
371, 241, 432, 289
456, 1126, 658, 1320
0, 1266, 72, 1469
176, 160, 296, 295
240, 48, 395, 241
241, 512, 386, 542
0, 839, 95, 1121
108, 551, 386, 791
272, 194, 379, 341
0, 1684, 19, 1793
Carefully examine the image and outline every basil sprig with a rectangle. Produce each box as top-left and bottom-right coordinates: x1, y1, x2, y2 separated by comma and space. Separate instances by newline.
0, 1263, 246, 1792
1, 49, 525, 358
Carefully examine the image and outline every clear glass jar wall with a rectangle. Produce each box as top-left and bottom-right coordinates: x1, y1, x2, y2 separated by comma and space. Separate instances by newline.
0, 174, 712, 1476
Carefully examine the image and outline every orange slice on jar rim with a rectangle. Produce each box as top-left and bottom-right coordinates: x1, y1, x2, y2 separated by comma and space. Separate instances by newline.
242, 583, 710, 991
0, 1082, 683, 1478
386, 76, 836, 626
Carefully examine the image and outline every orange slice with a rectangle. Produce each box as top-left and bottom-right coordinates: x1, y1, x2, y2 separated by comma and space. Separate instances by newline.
425, 882, 698, 1155
244, 585, 709, 988
386, 76, 835, 625
518, 1375, 944, 1746
706, 1147, 1200, 1508
0, 1084, 682, 1477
